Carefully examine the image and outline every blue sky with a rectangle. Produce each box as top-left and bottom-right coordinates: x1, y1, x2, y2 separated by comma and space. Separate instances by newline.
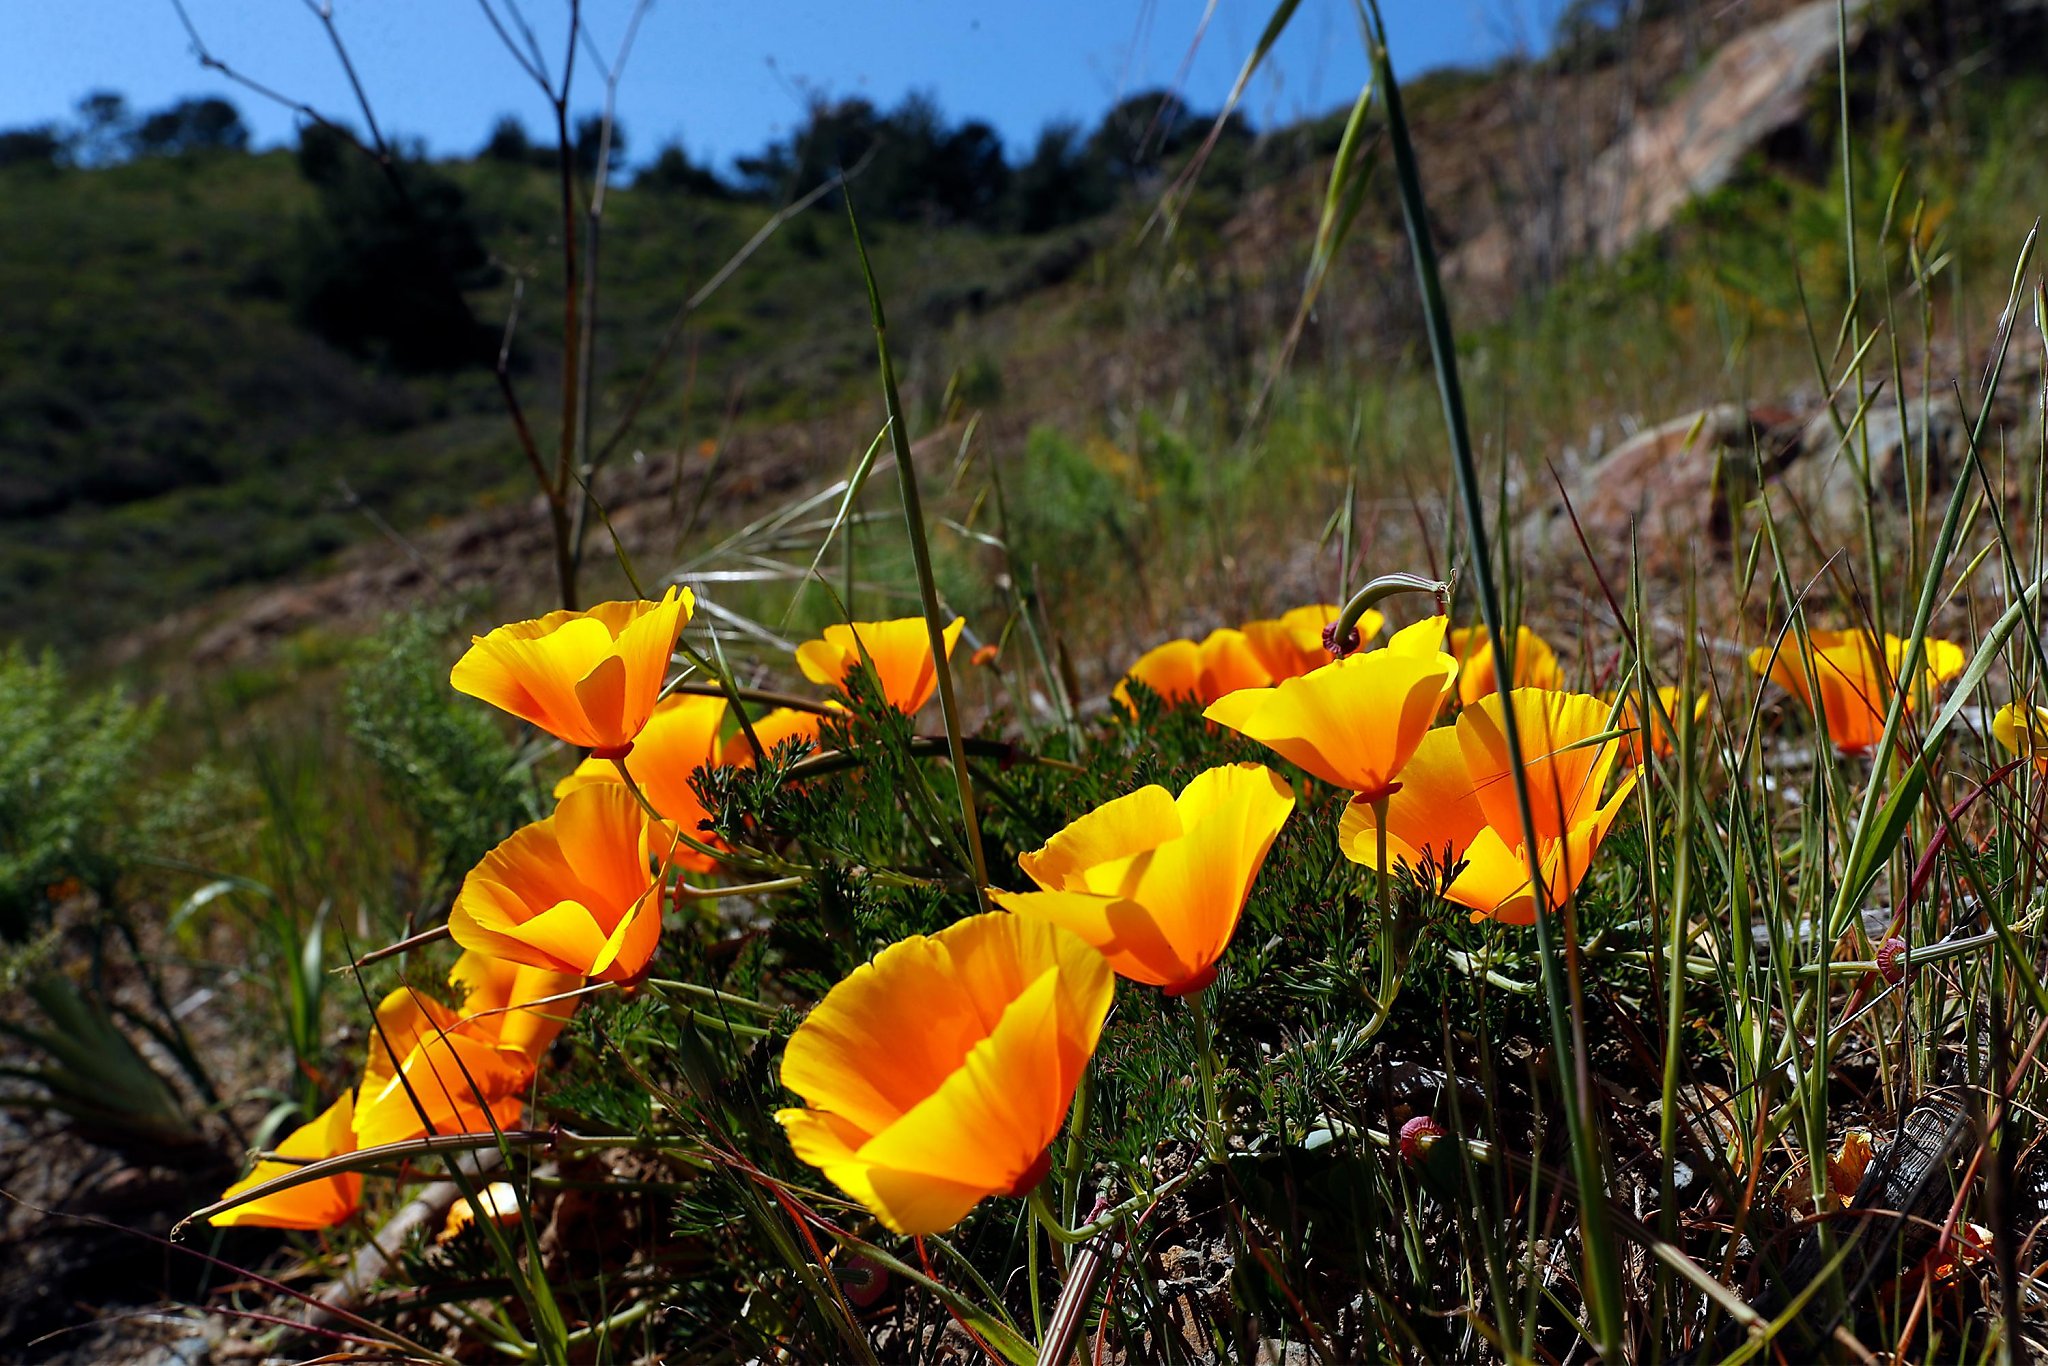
1, 1, 1551, 171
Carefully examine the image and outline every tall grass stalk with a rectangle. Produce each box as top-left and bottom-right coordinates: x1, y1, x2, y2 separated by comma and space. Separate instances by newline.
1360, 1, 1627, 1349
847, 199, 992, 900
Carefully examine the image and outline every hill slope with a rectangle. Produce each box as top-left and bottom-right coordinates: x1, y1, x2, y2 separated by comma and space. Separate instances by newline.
7, 0, 2043, 664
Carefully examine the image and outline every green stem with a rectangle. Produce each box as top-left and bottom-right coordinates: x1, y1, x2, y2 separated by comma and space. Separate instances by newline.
608, 756, 784, 875
1026, 1207, 1045, 1342
668, 680, 840, 715
847, 199, 991, 904
674, 875, 807, 902
644, 979, 781, 1017
1060, 1064, 1093, 1227
1024, 1161, 1215, 1247
1187, 988, 1226, 1161
1360, 796, 1400, 1041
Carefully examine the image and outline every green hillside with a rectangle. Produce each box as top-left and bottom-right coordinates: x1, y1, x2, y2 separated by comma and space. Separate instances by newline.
7, 0, 2046, 662
0, 144, 1083, 650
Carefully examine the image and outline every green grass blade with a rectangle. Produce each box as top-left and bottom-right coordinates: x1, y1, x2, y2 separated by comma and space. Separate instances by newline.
845, 196, 991, 902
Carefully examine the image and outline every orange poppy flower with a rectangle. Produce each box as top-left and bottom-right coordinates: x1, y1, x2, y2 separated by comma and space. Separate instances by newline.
556, 692, 728, 873
1240, 604, 1382, 680
990, 763, 1296, 996
1113, 628, 1272, 713
209, 1092, 362, 1229
1205, 617, 1457, 800
1339, 688, 1636, 925
350, 953, 578, 1150
1748, 630, 1966, 755
721, 704, 843, 767
1613, 686, 1710, 763
777, 912, 1113, 1236
448, 783, 663, 984
447, 950, 582, 1069
795, 617, 966, 714
1447, 624, 1564, 706
353, 997, 528, 1150
452, 587, 693, 758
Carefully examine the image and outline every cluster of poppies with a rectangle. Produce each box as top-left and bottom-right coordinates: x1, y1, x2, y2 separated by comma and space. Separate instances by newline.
778, 607, 1657, 1236
209, 589, 965, 1231
210, 580, 2013, 1245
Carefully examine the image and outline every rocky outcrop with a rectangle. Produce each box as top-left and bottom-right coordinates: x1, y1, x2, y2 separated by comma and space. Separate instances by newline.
1454, 0, 1867, 284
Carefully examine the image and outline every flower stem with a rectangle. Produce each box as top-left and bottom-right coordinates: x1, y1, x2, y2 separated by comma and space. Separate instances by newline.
1187, 988, 1226, 1161
1060, 1064, 1093, 1227
607, 756, 793, 875
674, 875, 806, 901
1361, 795, 1401, 1041
1331, 571, 1453, 653
1024, 1161, 1215, 1246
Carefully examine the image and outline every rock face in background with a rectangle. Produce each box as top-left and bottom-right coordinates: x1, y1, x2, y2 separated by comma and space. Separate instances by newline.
1453, 0, 1867, 285
1525, 405, 1796, 573
1527, 325, 2043, 574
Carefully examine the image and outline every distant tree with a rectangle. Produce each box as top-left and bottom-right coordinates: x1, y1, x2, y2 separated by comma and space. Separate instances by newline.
737, 92, 1009, 226
1554, 0, 1638, 47
130, 97, 249, 157
736, 95, 884, 201
927, 119, 1010, 224
288, 124, 496, 371
1009, 121, 1112, 232
1087, 89, 1200, 185
0, 126, 62, 170
69, 91, 132, 167
573, 113, 624, 178
480, 113, 536, 164
635, 139, 729, 197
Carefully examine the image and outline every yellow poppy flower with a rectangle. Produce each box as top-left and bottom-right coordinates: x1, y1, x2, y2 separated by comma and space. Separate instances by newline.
209, 1092, 361, 1229
440, 1181, 522, 1242
1447, 624, 1564, 706
1748, 630, 1966, 755
989, 764, 1296, 995
1240, 604, 1383, 681
795, 617, 966, 714
776, 912, 1113, 1236
1113, 628, 1273, 713
1993, 702, 2048, 768
448, 783, 663, 984
1204, 617, 1457, 800
451, 587, 693, 758
1614, 686, 1710, 763
556, 692, 728, 873
1339, 688, 1636, 925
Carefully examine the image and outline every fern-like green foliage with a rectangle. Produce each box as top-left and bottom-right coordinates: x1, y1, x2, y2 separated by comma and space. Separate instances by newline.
344, 612, 540, 896
0, 645, 161, 939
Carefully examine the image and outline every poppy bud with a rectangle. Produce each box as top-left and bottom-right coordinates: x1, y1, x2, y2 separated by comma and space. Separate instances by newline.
1876, 936, 1908, 984
837, 1251, 890, 1309
1399, 1114, 1446, 1164
1323, 620, 1363, 659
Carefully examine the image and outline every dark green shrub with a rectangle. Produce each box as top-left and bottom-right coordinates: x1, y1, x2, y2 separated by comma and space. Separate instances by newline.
344, 612, 541, 895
